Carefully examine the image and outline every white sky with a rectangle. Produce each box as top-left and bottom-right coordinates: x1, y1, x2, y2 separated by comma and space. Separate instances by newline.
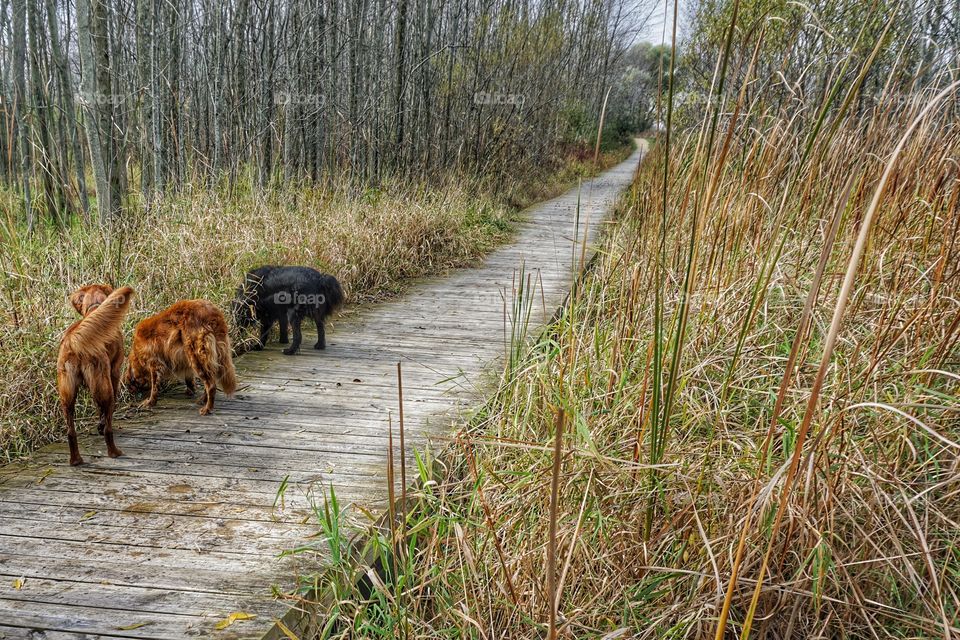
636, 0, 678, 46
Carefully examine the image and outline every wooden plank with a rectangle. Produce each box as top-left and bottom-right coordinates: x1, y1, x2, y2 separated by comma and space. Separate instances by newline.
0, 598, 261, 640
0, 464, 385, 502
0, 144, 644, 637
0, 625, 94, 640
0, 512, 307, 556
18, 450, 391, 484
0, 575, 279, 619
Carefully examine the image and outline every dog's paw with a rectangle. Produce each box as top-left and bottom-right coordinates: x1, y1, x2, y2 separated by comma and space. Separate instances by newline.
70, 456, 84, 466
314, 342, 325, 350
198, 406, 212, 416
282, 348, 298, 355
138, 399, 156, 410
251, 343, 264, 351
108, 447, 124, 459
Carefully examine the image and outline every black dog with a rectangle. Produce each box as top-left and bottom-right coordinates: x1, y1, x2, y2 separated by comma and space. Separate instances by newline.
234, 266, 344, 355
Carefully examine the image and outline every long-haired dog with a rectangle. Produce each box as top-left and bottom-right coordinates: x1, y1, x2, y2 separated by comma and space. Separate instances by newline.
57, 284, 135, 466
124, 300, 237, 415
233, 266, 344, 355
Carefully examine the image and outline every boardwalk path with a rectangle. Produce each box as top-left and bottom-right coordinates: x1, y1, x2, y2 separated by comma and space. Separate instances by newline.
0, 142, 644, 639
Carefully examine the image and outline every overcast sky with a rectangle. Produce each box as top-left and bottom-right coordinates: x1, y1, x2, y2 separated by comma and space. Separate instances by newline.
636, 0, 678, 46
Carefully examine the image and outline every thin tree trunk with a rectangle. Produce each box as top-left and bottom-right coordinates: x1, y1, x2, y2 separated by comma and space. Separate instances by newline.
394, 0, 408, 169
136, 0, 154, 196
45, 0, 89, 218
77, 0, 113, 223
12, 0, 33, 228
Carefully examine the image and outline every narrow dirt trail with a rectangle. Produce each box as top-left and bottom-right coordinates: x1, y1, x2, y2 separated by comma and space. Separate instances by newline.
0, 141, 646, 639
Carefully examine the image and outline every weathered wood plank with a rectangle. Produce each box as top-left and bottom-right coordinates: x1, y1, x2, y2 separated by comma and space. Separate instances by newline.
0, 144, 644, 637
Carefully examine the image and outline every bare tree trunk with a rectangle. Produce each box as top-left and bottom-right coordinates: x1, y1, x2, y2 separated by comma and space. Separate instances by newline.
136, 0, 154, 196
77, 0, 115, 223
28, 0, 68, 223
11, 0, 33, 228
394, 0, 408, 169
0, 0, 10, 186
45, 0, 89, 218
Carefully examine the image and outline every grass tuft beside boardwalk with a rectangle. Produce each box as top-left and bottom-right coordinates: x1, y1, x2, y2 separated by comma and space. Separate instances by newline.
292, 99, 960, 638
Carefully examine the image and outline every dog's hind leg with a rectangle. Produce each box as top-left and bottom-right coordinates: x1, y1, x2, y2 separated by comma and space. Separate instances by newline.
282, 309, 303, 355
88, 360, 123, 459
183, 376, 196, 397
140, 367, 161, 408
195, 376, 216, 415
58, 365, 83, 466
312, 310, 326, 350
278, 313, 289, 344
197, 380, 216, 415
107, 350, 124, 433
255, 318, 274, 350
186, 334, 218, 415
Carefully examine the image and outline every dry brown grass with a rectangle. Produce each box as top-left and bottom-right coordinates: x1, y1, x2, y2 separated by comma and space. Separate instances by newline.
297, 93, 960, 638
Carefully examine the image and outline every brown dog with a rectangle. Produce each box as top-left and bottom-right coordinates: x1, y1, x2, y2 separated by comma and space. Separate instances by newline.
57, 285, 135, 466
124, 300, 237, 415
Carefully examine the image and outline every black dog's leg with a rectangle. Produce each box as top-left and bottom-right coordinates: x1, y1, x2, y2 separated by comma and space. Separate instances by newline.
278, 313, 289, 344
255, 318, 274, 350
283, 309, 303, 355
313, 310, 326, 350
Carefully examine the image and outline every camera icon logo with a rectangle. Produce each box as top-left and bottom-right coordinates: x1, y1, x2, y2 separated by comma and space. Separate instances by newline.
274, 291, 291, 304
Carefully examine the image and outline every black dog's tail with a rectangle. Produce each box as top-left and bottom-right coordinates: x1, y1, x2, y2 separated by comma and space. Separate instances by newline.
323, 275, 345, 315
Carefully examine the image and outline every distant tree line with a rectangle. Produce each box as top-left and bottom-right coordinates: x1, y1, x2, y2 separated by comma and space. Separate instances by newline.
0, 0, 646, 227
679, 0, 960, 116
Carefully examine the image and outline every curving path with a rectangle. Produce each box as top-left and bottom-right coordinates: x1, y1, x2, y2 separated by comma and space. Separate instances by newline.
0, 141, 645, 639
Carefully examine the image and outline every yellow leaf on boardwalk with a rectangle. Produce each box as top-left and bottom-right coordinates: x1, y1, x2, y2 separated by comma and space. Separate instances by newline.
116, 622, 151, 630
274, 619, 300, 640
12, 577, 24, 590
215, 612, 256, 630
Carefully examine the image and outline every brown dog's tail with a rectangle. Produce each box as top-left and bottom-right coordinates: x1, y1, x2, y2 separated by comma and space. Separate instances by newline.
70, 286, 135, 356
210, 332, 237, 396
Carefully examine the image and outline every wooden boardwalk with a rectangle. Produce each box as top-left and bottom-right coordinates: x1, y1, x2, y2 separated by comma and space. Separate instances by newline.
0, 142, 644, 639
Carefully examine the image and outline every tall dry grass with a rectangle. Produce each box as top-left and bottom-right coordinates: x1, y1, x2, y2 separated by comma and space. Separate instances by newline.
292, 88, 960, 637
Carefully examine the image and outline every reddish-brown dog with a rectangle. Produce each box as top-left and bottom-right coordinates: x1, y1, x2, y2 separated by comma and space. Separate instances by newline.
124, 300, 237, 415
57, 285, 135, 466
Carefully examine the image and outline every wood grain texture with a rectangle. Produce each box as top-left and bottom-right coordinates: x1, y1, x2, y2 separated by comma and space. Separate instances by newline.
0, 144, 644, 639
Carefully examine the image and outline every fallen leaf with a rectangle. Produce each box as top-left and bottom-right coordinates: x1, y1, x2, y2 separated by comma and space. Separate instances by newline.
116, 622, 152, 630
37, 468, 53, 484
215, 612, 257, 630
12, 577, 24, 590
80, 510, 97, 521
274, 619, 300, 640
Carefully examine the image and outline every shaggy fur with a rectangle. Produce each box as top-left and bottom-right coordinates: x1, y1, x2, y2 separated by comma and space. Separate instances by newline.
125, 299, 237, 415
57, 285, 135, 466
234, 266, 344, 355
